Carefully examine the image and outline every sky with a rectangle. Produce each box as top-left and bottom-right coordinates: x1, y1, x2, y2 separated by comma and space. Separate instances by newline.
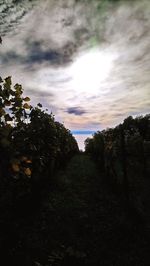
0, 0, 150, 149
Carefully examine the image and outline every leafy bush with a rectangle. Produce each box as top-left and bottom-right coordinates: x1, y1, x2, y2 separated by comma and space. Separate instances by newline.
85, 114, 150, 217
0, 76, 79, 210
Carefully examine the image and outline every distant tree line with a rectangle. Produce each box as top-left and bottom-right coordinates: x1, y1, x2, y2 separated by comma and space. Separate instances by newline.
85, 114, 150, 219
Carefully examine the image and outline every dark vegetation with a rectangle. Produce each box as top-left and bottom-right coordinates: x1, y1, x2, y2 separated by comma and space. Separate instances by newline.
85, 114, 150, 221
0, 38, 150, 265
0, 75, 79, 209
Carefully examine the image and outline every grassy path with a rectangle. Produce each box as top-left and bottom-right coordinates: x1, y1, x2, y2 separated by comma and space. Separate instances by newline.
2, 155, 150, 265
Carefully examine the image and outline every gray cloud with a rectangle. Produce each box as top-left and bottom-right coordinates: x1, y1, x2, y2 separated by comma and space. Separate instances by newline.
27, 88, 54, 98
0, 41, 72, 66
0, 51, 22, 64
0, 0, 99, 64
24, 40, 77, 65
66, 107, 86, 116
0, 0, 37, 36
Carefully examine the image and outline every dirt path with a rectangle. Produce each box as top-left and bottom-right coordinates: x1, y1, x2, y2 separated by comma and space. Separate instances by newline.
2, 155, 150, 266
36, 155, 149, 266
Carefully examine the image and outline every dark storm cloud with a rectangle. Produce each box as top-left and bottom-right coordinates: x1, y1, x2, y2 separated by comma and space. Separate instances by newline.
27, 50, 65, 65
0, 44, 62, 65
25, 41, 77, 65
67, 107, 86, 116
24, 41, 55, 64
0, 39, 77, 66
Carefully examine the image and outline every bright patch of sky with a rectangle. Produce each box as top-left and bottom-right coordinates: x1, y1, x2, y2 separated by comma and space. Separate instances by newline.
73, 133, 93, 151
69, 48, 118, 95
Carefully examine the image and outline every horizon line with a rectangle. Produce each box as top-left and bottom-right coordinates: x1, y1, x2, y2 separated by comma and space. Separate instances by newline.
71, 130, 96, 135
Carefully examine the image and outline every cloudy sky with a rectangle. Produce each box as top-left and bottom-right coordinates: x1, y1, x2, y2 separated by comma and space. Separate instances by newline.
0, 0, 150, 149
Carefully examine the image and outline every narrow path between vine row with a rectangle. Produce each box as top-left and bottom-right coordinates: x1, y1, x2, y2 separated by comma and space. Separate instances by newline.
4, 155, 150, 266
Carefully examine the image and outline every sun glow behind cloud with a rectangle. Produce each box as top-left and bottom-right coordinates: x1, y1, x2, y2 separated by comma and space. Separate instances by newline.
69, 48, 117, 94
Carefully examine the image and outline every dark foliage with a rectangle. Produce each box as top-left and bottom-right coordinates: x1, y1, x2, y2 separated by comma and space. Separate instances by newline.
85, 114, 150, 220
0, 75, 79, 213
